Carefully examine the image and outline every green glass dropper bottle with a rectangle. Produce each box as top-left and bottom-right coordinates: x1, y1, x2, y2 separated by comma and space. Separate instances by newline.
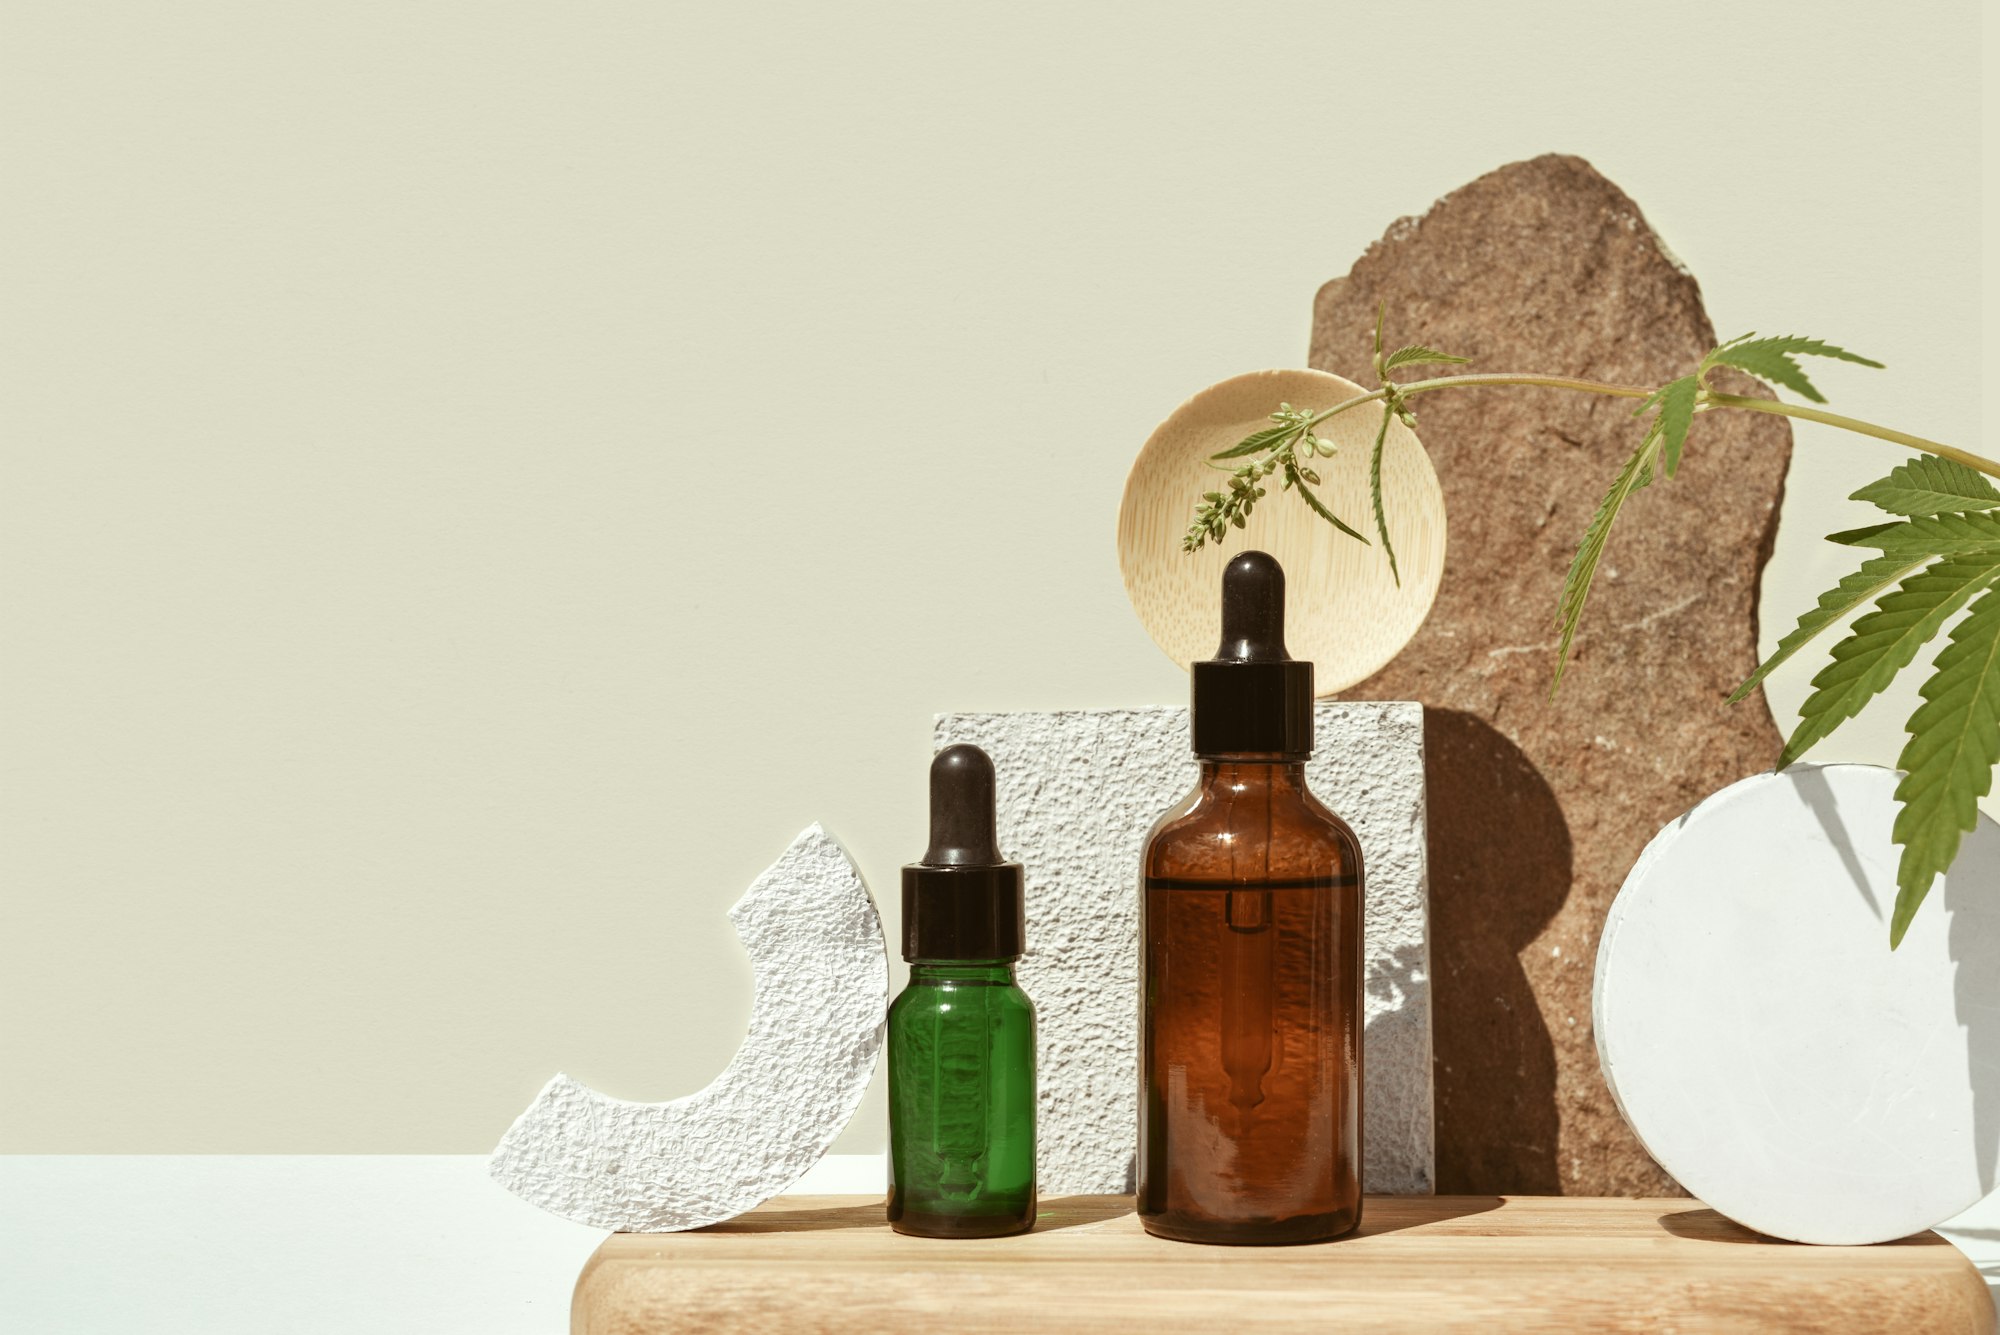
887, 743, 1038, 1238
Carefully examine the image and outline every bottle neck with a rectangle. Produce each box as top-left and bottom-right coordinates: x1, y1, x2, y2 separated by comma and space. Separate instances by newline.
1195, 757, 1311, 792
907, 961, 1015, 984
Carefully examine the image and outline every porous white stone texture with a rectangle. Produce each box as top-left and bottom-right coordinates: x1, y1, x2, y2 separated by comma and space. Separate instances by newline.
937, 703, 1433, 1195
1596, 765, 2000, 1245
488, 825, 887, 1231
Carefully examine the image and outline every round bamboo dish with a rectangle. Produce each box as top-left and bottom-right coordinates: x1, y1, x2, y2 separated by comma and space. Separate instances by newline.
1117, 368, 1447, 694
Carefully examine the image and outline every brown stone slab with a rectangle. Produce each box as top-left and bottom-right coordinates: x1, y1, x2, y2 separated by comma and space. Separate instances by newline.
572, 1195, 1994, 1334
1310, 154, 1790, 1196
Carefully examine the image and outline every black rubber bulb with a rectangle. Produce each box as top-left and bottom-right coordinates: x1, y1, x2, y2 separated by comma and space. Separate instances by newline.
923, 743, 1004, 867
1215, 550, 1292, 663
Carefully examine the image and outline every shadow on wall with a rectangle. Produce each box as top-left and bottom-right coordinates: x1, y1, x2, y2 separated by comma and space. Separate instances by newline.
1805, 765, 2000, 1204
1423, 708, 1571, 1194
1949, 829, 2000, 1199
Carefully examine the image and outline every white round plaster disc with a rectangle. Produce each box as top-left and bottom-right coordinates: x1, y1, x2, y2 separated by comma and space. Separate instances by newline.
1595, 763, 2000, 1245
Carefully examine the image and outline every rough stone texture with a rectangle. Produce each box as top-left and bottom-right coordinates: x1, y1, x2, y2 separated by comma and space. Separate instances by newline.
489, 825, 887, 1230
1309, 154, 1789, 1197
938, 702, 1432, 1196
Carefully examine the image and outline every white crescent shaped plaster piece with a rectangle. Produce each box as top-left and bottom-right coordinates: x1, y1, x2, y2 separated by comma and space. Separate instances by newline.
489, 824, 888, 1231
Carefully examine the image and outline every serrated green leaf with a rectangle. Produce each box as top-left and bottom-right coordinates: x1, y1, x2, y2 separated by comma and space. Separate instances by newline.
1830, 512, 2000, 555
1622, 391, 1664, 490
1708, 347, 1821, 402
1746, 334, 1883, 367
1890, 583, 2000, 945
1368, 403, 1399, 585
1286, 461, 1369, 545
1653, 376, 1699, 478
1552, 425, 1662, 695
1715, 333, 1881, 366
1850, 454, 2000, 517
1701, 334, 1882, 405
1731, 552, 1931, 703
1779, 552, 2000, 766
1211, 423, 1296, 461
1828, 521, 1907, 547
1381, 345, 1468, 373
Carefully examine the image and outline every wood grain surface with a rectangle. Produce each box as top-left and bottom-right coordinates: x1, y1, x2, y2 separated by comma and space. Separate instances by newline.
572, 1194, 1994, 1333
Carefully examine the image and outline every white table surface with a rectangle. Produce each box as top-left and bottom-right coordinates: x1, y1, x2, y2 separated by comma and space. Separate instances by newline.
4, 1155, 1996, 1333
0, 1154, 880, 1334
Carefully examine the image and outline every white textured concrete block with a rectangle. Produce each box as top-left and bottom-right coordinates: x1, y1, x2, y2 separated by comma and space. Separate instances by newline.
937, 703, 1433, 1195
489, 825, 887, 1231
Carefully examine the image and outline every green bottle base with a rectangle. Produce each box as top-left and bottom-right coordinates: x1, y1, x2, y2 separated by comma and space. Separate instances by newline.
887, 1194, 1037, 1239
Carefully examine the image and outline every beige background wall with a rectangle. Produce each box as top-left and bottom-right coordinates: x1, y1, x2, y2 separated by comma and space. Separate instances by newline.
1, 1, 1987, 1151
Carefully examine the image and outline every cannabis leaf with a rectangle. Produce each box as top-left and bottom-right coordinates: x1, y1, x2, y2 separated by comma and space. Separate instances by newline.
1554, 332, 1886, 695
1551, 378, 1699, 692
1832, 510, 2000, 556
1552, 428, 1662, 694
1545, 324, 1862, 690
1850, 455, 2000, 517
1212, 422, 1300, 461
1736, 454, 2000, 944
1777, 552, 2000, 767
1891, 585, 2000, 944
1381, 345, 1468, 372
1369, 405, 1397, 584
1699, 333, 1883, 404
1285, 459, 1369, 544
1363, 312, 1465, 588
1650, 376, 1700, 478
1730, 553, 1929, 704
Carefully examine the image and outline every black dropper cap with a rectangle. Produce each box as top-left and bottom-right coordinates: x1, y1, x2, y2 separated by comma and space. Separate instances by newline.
901, 744, 1026, 962
1189, 550, 1314, 758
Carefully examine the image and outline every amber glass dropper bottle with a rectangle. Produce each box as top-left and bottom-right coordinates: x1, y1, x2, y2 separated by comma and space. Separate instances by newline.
1137, 550, 1364, 1245
887, 744, 1037, 1238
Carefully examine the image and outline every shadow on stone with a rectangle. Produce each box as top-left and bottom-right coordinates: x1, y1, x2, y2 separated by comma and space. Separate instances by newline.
1423, 708, 1570, 1195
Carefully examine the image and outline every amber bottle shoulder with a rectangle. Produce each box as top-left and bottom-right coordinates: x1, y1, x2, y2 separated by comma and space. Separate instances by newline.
1142, 762, 1360, 886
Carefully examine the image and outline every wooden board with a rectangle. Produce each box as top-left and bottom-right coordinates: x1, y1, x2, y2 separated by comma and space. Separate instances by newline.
572, 1194, 1994, 1334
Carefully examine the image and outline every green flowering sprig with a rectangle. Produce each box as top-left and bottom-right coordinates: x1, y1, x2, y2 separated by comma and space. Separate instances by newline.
1180, 404, 1361, 552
